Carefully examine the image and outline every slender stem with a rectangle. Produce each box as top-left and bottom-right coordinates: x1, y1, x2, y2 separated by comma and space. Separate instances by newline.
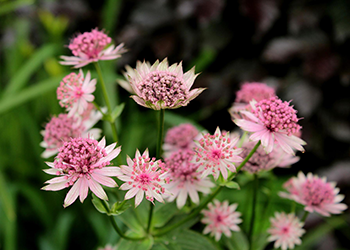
101, 200, 145, 241
154, 140, 262, 237
301, 211, 309, 222
94, 62, 119, 143
146, 109, 165, 234
248, 174, 258, 249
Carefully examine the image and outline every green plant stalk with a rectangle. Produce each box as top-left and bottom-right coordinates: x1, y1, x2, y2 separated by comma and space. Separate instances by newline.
301, 211, 309, 222
147, 109, 165, 234
248, 174, 258, 250
154, 140, 262, 236
94, 62, 118, 143
101, 200, 145, 241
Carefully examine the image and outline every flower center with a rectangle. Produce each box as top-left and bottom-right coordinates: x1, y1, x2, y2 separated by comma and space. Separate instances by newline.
139, 71, 188, 107
165, 150, 198, 181
301, 179, 334, 206
241, 142, 272, 173
44, 114, 83, 149
138, 173, 151, 185
57, 72, 83, 108
55, 138, 108, 175
254, 97, 301, 135
211, 149, 222, 160
165, 124, 199, 148
235, 82, 275, 103
68, 29, 111, 59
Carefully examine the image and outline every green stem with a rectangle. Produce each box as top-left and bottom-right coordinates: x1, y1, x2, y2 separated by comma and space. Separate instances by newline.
154, 140, 262, 237
101, 200, 144, 241
146, 109, 165, 234
94, 62, 119, 143
301, 211, 309, 222
248, 174, 258, 249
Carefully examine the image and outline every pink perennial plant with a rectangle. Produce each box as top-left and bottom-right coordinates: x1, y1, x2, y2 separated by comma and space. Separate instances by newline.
117, 58, 205, 110
57, 70, 96, 116
234, 96, 306, 155
279, 172, 347, 216
117, 149, 169, 207
267, 212, 305, 250
164, 149, 214, 209
193, 127, 243, 180
201, 200, 242, 241
42, 137, 121, 207
60, 28, 126, 68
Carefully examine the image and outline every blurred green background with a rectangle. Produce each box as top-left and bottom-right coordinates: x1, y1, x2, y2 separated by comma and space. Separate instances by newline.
0, 0, 349, 249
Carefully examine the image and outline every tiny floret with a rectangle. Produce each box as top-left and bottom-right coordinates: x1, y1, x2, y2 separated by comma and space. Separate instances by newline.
60, 28, 126, 68
193, 127, 243, 180
42, 137, 121, 207
234, 96, 306, 155
201, 200, 242, 241
267, 212, 305, 250
57, 70, 96, 116
279, 172, 348, 216
117, 149, 169, 207
117, 58, 205, 110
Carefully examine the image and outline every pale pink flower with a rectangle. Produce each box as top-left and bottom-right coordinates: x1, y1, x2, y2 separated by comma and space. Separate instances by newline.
117, 149, 169, 207
234, 96, 306, 155
267, 212, 305, 250
193, 127, 243, 180
97, 244, 117, 250
117, 58, 205, 110
229, 82, 276, 119
40, 110, 102, 158
57, 70, 96, 116
60, 28, 126, 68
42, 137, 121, 207
279, 172, 348, 216
240, 140, 299, 174
164, 149, 214, 209
163, 123, 200, 157
201, 200, 242, 241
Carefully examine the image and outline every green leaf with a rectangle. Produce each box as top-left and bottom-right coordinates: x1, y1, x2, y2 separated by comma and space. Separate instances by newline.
2, 43, 60, 97
225, 230, 249, 250
152, 202, 178, 228
118, 233, 153, 250
91, 194, 109, 214
110, 200, 131, 216
223, 181, 241, 190
172, 229, 217, 250
111, 103, 125, 122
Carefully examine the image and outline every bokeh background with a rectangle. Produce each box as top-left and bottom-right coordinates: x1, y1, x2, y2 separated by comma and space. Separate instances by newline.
0, 0, 350, 249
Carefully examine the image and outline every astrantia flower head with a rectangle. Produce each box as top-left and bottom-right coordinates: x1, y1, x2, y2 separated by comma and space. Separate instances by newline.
201, 200, 242, 241
164, 149, 214, 209
57, 70, 96, 116
234, 96, 306, 155
60, 28, 126, 68
117, 58, 205, 110
267, 212, 305, 250
117, 149, 169, 207
279, 172, 347, 216
193, 127, 243, 180
229, 82, 275, 119
240, 140, 299, 174
40, 111, 102, 158
42, 137, 121, 207
163, 123, 200, 157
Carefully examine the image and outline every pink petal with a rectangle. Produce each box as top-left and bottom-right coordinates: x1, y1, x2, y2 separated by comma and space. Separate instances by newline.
88, 179, 108, 200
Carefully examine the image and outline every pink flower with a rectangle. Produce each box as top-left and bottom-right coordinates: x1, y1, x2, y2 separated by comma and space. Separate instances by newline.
163, 123, 200, 157
279, 172, 348, 216
60, 28, 126, 68
201, 200, 242, 241
193, 127, 243, 180
40, 110, 102, 158
234, 96, 306, 155
164, 149, 214, 209
117, 149, 169, 207
117, 58, 205, 110
267, 212, 305, 250
97, 244, 116, 250
57, 70, 96, 116
240, 140, 299, 174
42, 137, 121, 208
229, 82, 276, 119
